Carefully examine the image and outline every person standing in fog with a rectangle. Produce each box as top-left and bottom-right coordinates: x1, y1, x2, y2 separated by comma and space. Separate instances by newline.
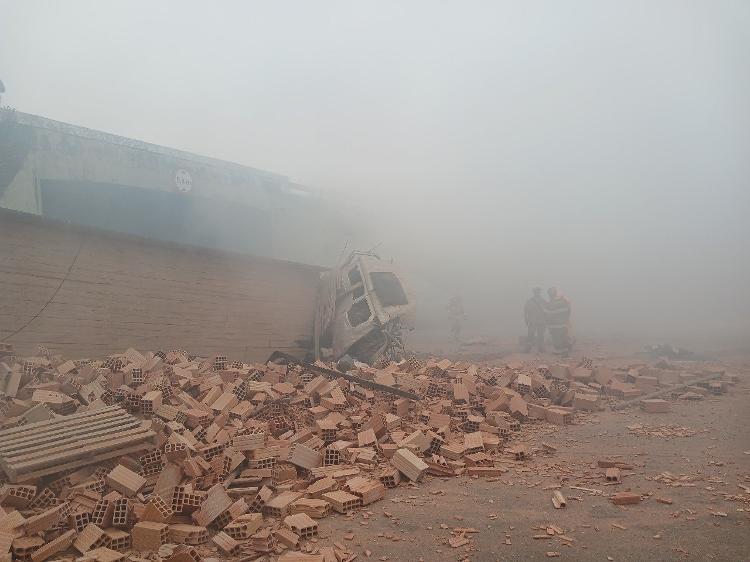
546, 287, 573, 353
523, 287, 547, 352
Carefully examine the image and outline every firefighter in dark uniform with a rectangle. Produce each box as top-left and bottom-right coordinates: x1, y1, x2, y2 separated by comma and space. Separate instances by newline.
545, 287, 573, 353
523, 287, 546, 352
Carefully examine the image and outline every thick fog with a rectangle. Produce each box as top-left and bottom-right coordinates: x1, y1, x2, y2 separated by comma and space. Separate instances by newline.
1, 1, 748, 350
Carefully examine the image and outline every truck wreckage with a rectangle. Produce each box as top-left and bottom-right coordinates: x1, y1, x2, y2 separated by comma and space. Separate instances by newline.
313, 252, 415, 364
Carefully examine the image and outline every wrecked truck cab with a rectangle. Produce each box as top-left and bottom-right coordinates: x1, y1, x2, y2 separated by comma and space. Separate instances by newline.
315, 252, 414, 364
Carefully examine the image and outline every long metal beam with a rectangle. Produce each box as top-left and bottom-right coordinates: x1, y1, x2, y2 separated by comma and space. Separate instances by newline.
266, 351, 420, 400
610, 373, 721, 410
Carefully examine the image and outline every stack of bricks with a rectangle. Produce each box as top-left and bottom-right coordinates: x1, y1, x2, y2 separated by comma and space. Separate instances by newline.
0, 346, 735, 561
224, 513, 263, 540
320, 491, 361, 514
132, 522, 169, 551
169, 524, 209, 545
289, 498, 331, 519
263, 492, 303, 519
211, 531, 240, 556
283, 513, 319, 538
347, 478, 386, 505
390, 449, 429, 482
73, 524, 109, 554
105, 466, 146, 498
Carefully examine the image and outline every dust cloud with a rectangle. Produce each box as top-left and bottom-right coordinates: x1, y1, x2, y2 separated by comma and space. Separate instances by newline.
1, 1, 748, 350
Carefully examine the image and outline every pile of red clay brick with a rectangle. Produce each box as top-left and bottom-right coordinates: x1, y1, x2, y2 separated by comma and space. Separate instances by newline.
0, 343, 733, 562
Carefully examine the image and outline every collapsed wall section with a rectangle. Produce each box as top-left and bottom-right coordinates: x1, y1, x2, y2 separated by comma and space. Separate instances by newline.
0, 208, 322, 360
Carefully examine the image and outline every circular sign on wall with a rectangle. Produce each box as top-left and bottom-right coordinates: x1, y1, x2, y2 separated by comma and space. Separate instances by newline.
175, 169, 193, 193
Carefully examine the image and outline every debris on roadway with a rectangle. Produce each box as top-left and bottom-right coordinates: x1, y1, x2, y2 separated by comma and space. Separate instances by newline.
0, 342, 741, 561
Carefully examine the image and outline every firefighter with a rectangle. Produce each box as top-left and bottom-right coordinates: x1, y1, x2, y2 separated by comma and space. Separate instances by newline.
546, 287, 573, 353
523, 287, 546, 352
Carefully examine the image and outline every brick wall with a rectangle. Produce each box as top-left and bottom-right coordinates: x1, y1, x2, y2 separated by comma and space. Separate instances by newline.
0, 208, 322, 360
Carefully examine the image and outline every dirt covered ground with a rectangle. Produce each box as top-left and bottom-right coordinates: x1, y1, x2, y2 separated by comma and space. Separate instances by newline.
318, 353, 750, 562
3, 342, 747, 562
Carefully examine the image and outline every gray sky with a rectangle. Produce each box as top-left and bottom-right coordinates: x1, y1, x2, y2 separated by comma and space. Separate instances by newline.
1, 1, 749, 347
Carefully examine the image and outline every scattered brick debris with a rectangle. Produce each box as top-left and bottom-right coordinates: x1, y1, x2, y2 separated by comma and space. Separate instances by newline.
611, 492, 642, 505
0, 343, 738, 561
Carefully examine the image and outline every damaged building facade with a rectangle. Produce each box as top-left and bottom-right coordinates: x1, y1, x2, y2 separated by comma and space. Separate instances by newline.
0, 108, 361, 266
0, 110, 414, 363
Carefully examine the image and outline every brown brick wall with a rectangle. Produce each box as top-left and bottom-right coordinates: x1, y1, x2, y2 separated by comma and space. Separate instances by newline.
0, 208, 322, 360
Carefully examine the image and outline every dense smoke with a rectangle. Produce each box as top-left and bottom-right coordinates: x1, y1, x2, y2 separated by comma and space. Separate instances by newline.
1, 1, 748, 350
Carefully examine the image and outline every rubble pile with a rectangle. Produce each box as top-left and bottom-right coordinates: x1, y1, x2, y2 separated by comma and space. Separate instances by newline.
0, 343, 737, 562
